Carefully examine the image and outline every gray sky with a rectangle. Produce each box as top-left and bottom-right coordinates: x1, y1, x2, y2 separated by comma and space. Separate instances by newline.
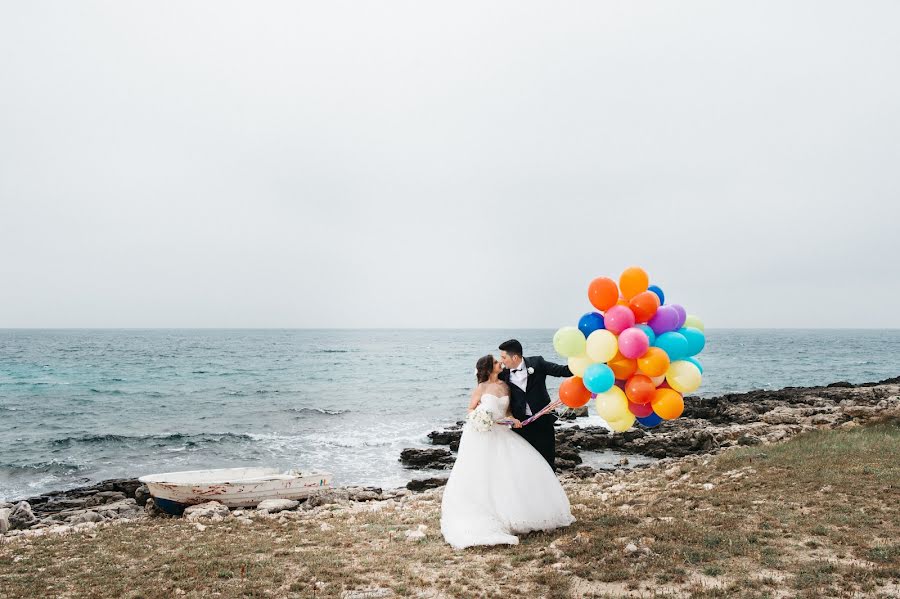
1, 1, 898, 328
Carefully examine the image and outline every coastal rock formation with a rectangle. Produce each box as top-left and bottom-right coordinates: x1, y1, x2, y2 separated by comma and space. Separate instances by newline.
406, 377, 900, 477
399, 447, 455, 469
406, 477, 448, 492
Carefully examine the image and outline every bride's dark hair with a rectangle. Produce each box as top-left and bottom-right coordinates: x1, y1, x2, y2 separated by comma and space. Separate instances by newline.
475, 355, 495, 384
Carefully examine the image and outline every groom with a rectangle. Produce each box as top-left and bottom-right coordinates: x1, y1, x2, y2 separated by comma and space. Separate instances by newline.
498, 339, 572, 470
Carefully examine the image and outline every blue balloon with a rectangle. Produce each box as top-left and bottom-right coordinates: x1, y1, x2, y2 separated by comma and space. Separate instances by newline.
583, 363, 615, 394
679, 327, 706, 356
637, 412, 663, 428
686, 356, 704, 374
635, 324, 656, 346
648, 284, 665, 305
655, 331, 689, 361
578, 312, 605, 339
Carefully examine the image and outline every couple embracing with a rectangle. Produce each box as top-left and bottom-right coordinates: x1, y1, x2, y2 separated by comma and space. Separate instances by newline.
440, 339, 576, 550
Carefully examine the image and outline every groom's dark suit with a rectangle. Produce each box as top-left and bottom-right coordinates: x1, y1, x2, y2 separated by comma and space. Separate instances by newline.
499, 356, 572, 470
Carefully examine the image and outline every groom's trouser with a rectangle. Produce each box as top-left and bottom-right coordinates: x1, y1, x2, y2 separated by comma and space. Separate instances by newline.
516, 417, 556, 470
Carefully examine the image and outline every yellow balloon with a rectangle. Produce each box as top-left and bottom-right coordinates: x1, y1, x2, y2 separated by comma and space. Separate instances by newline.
586, 330, 618, 363
594, 386, 629, 421
567, 354, 594, 378
684, 314, 705, 331
607, 412, 636, 432
553, 326, 586, 358
666, 360, 702, 394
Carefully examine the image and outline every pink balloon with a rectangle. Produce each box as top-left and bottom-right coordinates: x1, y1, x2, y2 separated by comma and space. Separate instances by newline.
618, 327, 650, 359
628, 400, 654, 418
604, 305, 636, 335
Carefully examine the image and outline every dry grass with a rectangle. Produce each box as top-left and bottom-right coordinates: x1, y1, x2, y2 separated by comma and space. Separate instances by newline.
1, 419, 898, 598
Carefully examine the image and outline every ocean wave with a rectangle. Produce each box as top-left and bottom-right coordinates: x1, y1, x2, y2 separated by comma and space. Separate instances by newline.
49, 432, 254, 448
0, 460, 84, 475
285, 407, 349, 416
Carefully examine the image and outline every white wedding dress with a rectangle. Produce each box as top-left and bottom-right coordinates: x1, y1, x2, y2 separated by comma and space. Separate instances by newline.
440, 394, 575, 549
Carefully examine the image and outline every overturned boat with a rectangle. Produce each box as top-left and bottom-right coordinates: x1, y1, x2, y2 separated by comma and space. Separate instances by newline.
139, 467, 331, 515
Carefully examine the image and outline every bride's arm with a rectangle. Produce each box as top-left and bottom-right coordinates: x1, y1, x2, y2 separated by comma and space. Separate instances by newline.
467, 384, 484, 413
499, 383, 523, 428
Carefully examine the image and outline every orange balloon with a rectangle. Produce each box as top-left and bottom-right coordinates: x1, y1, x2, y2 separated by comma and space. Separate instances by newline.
629, 290, 660, 323
625, 374, 656, 404
588, 277, 619, 311
607, 351, 637, 380
619, 266, 649, 300
652, 388, 684, 420
636, 347, 670, 378
559, 377, 592, 408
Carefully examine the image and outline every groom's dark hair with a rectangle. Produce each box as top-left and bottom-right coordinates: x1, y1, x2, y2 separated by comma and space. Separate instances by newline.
498, 339, 523, 356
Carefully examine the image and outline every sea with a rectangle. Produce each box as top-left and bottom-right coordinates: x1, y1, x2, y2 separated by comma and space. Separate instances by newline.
1, 329, 898, 502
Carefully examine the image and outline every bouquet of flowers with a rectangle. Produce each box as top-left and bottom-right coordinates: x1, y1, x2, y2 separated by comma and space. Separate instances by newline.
466, 407, 495, 432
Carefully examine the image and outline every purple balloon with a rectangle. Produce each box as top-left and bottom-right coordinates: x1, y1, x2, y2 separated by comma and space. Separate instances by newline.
648, 305, 679, 335
671, 304, 687, 329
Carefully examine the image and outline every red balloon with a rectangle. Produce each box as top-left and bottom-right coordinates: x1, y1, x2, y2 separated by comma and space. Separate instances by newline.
629, 291, 661, 323
625, 374, 656, 404
559, 377, 592, 408
588, 278, 619, 312
628, 400, 654, 418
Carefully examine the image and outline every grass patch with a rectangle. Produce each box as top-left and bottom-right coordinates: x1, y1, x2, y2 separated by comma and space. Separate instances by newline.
1, 418, 897, 598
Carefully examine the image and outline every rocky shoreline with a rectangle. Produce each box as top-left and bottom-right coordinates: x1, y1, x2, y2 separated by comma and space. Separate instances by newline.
2, 376, 898, 540
400, 375, 900, 485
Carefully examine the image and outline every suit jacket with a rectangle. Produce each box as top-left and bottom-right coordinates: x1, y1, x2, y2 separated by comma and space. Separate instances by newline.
499, 355, 572, 422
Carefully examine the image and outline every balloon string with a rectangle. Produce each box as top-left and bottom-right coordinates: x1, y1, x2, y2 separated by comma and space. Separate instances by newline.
520, 400, 563, 426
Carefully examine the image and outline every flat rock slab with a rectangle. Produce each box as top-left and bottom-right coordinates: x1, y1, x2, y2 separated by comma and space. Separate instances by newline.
256, 499, 299, 513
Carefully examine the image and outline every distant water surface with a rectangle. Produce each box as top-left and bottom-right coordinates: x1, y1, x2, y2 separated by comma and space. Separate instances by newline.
1, 328, 897, 501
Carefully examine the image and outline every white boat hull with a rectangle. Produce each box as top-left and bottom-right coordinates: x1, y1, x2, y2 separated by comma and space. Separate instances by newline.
139, 467, 331, 514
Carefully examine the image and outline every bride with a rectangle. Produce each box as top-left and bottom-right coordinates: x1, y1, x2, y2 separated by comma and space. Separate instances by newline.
440, 354, 575, 549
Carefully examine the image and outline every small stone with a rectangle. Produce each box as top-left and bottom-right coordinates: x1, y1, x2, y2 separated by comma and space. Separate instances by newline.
68, 511, 103, 524
625, 543, 639, 553
0, 507, 11, 534
9, 502, 38, 530
256, 498, 299, 513
319, 522, 333, 532
134, 485, 151, 506
194, 523, 207, 532
702, 483, 714, 491
183, 501, 230, 522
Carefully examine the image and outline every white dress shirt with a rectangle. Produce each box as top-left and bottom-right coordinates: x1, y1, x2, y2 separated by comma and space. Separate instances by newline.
508, 358, 531, 416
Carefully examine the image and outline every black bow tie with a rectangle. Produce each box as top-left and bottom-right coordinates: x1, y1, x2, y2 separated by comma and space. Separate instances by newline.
512, 368, 523, 373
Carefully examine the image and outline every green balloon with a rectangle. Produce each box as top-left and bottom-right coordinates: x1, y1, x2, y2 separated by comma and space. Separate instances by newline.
553, 326, 586, 358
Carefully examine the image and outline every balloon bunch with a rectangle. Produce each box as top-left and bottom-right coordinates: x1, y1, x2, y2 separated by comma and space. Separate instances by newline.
552, 267, 706, 432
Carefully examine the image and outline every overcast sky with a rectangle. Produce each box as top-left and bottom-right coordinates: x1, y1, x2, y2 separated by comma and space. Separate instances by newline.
1, 1, 898, 328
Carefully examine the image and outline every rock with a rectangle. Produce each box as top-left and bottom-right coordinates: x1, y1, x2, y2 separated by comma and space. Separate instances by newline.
341, 589, 394, 599
9, 502, 38, 530
319, 522, 333, 532
305, 489, 352, 508
183, 501, 230, 522
702, 483, 715, 491
555, 458, 578, 471
67, 510, 103, 524
0, 507, 10, 534
737, 435, 761, 446
144, 498, 165, 518
827, 381, 853, 388
134, 485, 150, 507
399, 448, 455, 469
406, 477, 448, 492
349, 490, 380, 502
404, 524, 427, 541
427, 428, 462, 446
84, 491, 127, 507
625, 543, 639, 553
256, 499, 299, 513
97, 499, 143, 520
